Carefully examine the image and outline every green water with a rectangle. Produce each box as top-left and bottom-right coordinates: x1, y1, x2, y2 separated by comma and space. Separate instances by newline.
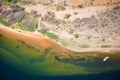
0, 33, 120, 76
0, 34, 87, 76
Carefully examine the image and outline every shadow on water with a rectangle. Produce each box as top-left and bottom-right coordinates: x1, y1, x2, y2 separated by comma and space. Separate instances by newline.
0, 59, 120, 80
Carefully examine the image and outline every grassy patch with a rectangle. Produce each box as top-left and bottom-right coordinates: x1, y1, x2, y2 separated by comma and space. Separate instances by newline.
0, 17, 11, 26
38, 30, 58, 40
101, 45, 111, 48
56, 5, 66, 11
74, 34, 79, 38
80, 44, 89, 48
20, 27, 35, 32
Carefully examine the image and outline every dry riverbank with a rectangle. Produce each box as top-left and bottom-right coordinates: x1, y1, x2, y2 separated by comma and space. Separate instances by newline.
0, 23, 120, 53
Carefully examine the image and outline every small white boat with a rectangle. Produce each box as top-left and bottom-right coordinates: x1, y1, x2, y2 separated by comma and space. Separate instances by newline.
103, 56, 109, 62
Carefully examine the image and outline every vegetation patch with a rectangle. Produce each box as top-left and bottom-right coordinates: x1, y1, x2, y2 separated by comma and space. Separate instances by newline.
38, 30, 58, 40
80, 44, 89, 48
56, 5, 66, 11
19, 19, 38, 32
64, 14, 71, 19
113, 6, 120, 10
0, 17, 11, 26
101, 45, 111, 48
74, 34, 79, 38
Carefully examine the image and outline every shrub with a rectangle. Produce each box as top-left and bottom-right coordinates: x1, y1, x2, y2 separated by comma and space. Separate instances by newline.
5, 0, 18, 3
47, 11, 55, 17
74, 12, 78, 15
14, 11, 26, 22
1, 10, 12, 18
3, 0, 12, 2
113, 6, 120, 10
101, 45, 111, 48
0, 2, 2, 7
20, 19, 38, 32
0, 17, 11, 26
78, 4, 83, 8
80, 44, 89, 48
34, 13, 42, 18
74, 34, 79, 38
30, 10, 38, 15
11, 0, 18, 3
45, 32, 58, 40
38, 30, 58, 40
64, 14, 71, 19
56, 5, 66, 11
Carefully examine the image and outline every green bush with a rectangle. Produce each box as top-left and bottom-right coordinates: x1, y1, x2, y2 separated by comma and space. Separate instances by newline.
38, 30, 58, 40
56, 6, 66, 11
101, 45, 111, 48
80, 44, 89, 48
0, 17, 11, 26
45, 32, 58, 40
74, 34, 79, 38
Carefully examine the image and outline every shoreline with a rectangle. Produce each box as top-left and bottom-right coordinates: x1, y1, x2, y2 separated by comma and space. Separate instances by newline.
0, 23, 120, 53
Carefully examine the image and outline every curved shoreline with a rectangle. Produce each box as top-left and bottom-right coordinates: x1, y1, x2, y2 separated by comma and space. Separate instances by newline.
0, 23, 120, 53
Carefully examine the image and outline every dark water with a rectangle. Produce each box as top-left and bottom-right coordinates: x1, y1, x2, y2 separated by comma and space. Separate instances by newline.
0, 60, 120, 80
0, 31, 120, 80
